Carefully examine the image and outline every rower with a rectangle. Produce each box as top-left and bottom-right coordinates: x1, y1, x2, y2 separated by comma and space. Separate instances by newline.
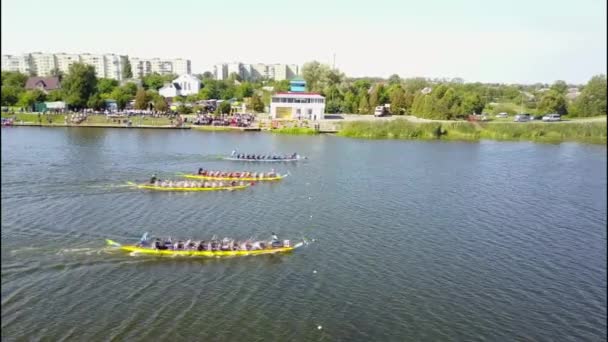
150, 174, 158, 184
198, 168, 203, 175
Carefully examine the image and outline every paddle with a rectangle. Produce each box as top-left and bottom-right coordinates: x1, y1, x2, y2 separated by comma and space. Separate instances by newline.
106, 239, 122, 247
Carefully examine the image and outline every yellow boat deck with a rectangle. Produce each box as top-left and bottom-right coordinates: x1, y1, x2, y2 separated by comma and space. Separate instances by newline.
183, 174, 285, 182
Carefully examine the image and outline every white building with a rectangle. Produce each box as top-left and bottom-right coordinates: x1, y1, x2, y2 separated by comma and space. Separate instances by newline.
55, 53, 80, 75
104, 54, 128, 80
2, 54, 31, 74
214, 63, 228, 80
173, 74, 200, 96
3, 52, 133, 80
129, 57, 191, 78
272, 64, 298, 81
270, 92, 325, 120
29, 53, 56, 77
158, 74, 200, 98
213, 62, 300, 81
79, 53, 105, 77
227, 62, 242, 79
251, 63, 269, 80
159, 83, 182, 98
173, 59, 192, 75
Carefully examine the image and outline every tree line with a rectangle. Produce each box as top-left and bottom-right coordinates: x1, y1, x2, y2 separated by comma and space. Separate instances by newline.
299, 61, 606, 118
2, 61, 606, 118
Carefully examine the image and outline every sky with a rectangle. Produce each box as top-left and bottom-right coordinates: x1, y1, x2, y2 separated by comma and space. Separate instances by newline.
1, 0, 606, 84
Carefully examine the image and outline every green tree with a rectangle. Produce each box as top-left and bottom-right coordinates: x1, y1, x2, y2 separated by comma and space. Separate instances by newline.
461, 93, 485, 115
186, 94, 199, 104
249, 95, 265, 113
217, 101, 232, 114
235, 82, 254, 99
325, 69, 345, 87
142, 73, 166, 91
87, 93, 105, 110
403, 78, 429, 93
342, 91, 358, 113
569, 74, 607, 117
177, 104, 192, 114
353, 79, 371, 92
1, 71, 28, 87
122, 82, 138, 96
272, 80, 290, 92
199, 79, 220, 99
122, 59, 133, 79
358, 89, 371, 114
62, 63, 98, 109
302, 61, 331, 92
369, 85, 380, 109
537, 90, 567, 115
1, 86, 22, 106
389, 86, 407, 114
388, 74, 401, 85
134, 88, 148, 110
47, 89, 64, 101
18, 89, 46, 110
550, 80, 568, 95
110, 86, 133, 110
97, 78, 119, 94
154, 97, 168, 112
202, 71, 214, 79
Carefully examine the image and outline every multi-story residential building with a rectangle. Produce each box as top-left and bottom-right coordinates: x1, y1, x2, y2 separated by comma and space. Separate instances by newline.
79, 53, 106, 78
227, 62, 242, 79
55, 53, 82, 75
251, 63, 269, 80
214, 63, 228, 80
213, 62, 300, 81
2, 52, 190, 80
129, 57, 151, 79
104, 54, 128, 80
173, 59, 191, 75
273, 64, 299, 81
29, 52, 56, 77
1, 54, 32, 74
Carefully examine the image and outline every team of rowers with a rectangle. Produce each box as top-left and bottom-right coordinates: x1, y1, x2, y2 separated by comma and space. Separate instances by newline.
148, 175, 245, 188
231, 151, 299, 160
138, 233, 286, 251
197, 168, 278, 179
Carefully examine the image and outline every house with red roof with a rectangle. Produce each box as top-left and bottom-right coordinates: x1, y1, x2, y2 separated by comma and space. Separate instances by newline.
25, 76, 61, 94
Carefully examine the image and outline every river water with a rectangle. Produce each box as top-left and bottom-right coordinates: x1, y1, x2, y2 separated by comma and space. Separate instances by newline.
1, 127, 606, 341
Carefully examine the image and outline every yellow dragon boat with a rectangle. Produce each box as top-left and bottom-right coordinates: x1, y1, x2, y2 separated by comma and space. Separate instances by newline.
106, 238, 304, 257
127, 181, 250, 191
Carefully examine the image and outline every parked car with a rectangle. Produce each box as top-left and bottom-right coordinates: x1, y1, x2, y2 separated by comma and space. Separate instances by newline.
542, 114, 561, 122
496, 112, 509, 118
514, 113, 531, 122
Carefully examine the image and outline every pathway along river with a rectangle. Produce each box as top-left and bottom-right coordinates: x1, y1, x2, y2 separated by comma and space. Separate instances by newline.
1, 127, 606, 341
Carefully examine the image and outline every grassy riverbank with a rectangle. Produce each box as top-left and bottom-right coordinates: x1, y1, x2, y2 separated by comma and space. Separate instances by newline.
1, 113, 174, 126
270, 127, 319, 135
338, 120, 607, 144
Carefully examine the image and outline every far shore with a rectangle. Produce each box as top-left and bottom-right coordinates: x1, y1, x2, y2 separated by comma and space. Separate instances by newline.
2, 113, 606, 144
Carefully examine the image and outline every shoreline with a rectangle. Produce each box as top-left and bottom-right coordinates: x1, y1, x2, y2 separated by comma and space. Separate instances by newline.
3, 117, 605, 145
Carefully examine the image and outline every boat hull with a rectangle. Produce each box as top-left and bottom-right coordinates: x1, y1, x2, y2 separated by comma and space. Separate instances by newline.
223, 157, 302, 162
183, 174, 285, 181
112, 244, 297, 257
128, 182, 249, 191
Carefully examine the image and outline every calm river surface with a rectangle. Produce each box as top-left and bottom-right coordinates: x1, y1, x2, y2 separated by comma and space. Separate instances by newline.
1, 127, 606, 341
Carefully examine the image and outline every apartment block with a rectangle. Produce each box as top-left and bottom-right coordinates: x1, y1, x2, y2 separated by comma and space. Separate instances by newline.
213, 62, 300, 81
2, 52, 191, 80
